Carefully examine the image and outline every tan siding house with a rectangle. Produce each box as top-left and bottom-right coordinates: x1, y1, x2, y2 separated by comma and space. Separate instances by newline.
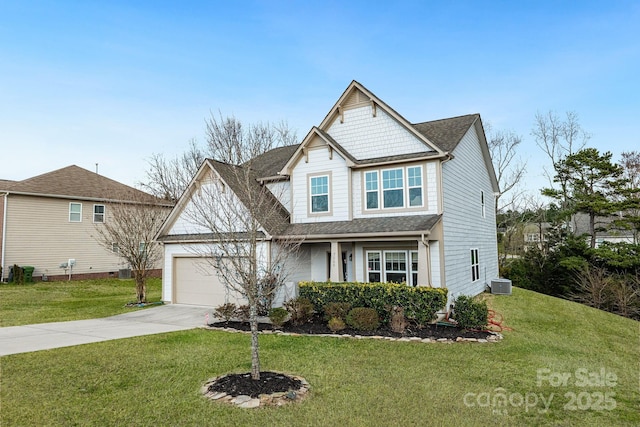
0, 166, 173, 281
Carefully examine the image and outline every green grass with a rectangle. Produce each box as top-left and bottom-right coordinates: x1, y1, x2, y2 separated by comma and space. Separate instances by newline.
1, 287, 638, 426
0, 278, 162, 326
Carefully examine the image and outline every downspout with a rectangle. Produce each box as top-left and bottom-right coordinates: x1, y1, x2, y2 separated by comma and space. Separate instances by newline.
1, 192, 7, 281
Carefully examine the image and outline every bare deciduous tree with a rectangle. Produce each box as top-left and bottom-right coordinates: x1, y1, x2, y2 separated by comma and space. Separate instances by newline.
486, 125, 527, 212
182, 116, 301, 380
142, 113, 298, 202
93, 191, 172, 303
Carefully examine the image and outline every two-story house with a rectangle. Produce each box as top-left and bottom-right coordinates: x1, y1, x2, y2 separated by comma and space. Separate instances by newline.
156, 81, 499, 307
0, 165, 173, 281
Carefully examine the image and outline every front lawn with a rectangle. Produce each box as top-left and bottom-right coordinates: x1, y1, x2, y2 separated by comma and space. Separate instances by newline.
0, 278, 162, 326
1, 287, 638, 426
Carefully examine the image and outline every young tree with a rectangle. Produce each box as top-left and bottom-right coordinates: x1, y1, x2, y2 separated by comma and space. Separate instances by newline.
182, 116, 300, 380
93, 191, 172, 303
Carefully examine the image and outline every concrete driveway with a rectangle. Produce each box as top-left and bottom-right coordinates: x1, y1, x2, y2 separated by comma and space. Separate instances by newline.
0, 304, 212, 356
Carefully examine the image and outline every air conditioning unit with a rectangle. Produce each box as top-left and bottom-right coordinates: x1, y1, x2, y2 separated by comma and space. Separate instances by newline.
491, 278, 512, 295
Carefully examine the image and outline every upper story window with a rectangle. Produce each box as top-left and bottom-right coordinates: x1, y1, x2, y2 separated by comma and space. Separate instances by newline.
365, 165, 424, 211
365, 171, 379, 209
382, 168, 404, 208
93, 204, 105, 223
310, 175, 329, 213
69, 203, 82, 222
481, 191, 486, 218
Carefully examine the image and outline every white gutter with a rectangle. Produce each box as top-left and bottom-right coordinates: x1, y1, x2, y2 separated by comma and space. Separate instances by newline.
1, 192, 7, 281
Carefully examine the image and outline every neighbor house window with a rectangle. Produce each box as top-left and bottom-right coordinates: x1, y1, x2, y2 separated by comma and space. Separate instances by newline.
471, 248, 480, 281
385, 251, 407, 283
310, 175, 329, 213
382, 168, 404, 208
93, 204, 105, 223
365, 171, 379, 209
69, 203, 82, 222
139, 242, 146, 255
481, 191, 485, 218
364, 165, 424, 210
112, 242, 119, 254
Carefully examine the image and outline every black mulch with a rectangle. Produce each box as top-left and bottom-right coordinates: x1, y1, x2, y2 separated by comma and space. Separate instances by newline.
210, 315, 493, 340
207, 371, 302, 398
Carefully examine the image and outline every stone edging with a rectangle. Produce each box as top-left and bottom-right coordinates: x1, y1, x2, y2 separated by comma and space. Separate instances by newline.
202, 325, 503, 343
201, 374, 310, 408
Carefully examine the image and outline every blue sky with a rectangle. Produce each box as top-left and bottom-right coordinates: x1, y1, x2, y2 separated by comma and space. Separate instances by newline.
1, 1, 638, 197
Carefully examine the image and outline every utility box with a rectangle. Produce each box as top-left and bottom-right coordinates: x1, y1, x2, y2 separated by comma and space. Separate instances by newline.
118, 268, 131, 279
491, 278, 512, 295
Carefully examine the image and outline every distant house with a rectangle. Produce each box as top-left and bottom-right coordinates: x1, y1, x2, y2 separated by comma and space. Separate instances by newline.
523, 222, 551, 251
573, 212, 637, 247
155, 81, 499, 308
0, 165, 173, 281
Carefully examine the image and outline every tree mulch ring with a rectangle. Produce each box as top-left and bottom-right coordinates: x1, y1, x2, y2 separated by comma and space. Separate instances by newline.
202, 371, 309, 408
209, 314, 500, 343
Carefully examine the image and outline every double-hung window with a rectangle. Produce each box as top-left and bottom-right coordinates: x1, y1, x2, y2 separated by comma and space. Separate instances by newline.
93, 204, 105, 223
382, 168, 404, 208
367, 251, 381, 282
69, 203, 82, 222
365, 171, 379, 209
408, 166, 422, 207
310, 175, 329, 213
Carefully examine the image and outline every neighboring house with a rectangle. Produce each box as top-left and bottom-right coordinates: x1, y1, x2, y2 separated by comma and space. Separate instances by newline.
156, 81, 499, 308
572, 212, 637, 247
523, 222, 551, 251
0, 165, 173, 281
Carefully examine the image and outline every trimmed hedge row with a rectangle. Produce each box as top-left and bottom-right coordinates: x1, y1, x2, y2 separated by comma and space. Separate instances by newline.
299, 281, 448, 325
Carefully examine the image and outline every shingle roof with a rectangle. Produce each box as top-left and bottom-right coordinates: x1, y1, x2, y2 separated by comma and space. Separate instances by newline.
412, 114, 479, 153
207, 159, 291, 235
245, 144, 300, 178
1, 165, 171, 205
282, 214, 441, 238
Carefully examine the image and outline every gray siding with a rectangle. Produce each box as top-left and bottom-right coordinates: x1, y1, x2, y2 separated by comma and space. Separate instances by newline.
441, 126, 499, 299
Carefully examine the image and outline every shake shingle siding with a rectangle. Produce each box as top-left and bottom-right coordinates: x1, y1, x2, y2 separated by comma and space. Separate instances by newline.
441, 126, 498, 298
327, 106, 428, 160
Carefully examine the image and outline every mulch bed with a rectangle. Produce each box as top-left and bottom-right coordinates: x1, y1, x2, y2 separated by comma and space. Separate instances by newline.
207, 371, 302, 398
209, 314, 494, 340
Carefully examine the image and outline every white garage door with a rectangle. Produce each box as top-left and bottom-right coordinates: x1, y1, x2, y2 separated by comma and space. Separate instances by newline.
174, 257, 244, 307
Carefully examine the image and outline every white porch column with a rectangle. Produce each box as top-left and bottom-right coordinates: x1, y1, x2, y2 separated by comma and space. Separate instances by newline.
329, 241, 343, 282
417, 238, 430, 286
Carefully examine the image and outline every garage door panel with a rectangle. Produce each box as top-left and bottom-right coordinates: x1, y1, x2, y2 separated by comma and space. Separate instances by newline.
174, 257, 245, 307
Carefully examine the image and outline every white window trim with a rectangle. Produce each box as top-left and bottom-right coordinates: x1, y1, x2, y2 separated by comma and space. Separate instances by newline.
365, 249, 419, 286
93, 204, 105, 223
308, 172, 332, 216
69, 202, 82, 222
363, 164, 425, 212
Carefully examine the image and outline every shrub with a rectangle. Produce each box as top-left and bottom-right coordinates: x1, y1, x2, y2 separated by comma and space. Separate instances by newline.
323, 302, 352, 321
327, 316, 346, 332
268, 307, 289, 327
453, 295, 488, 330
214, 303, 236, 322
235, 304, 250, 322
346, 307, 380, 331
299, 281, 447, 325
284, 297, 314, 325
